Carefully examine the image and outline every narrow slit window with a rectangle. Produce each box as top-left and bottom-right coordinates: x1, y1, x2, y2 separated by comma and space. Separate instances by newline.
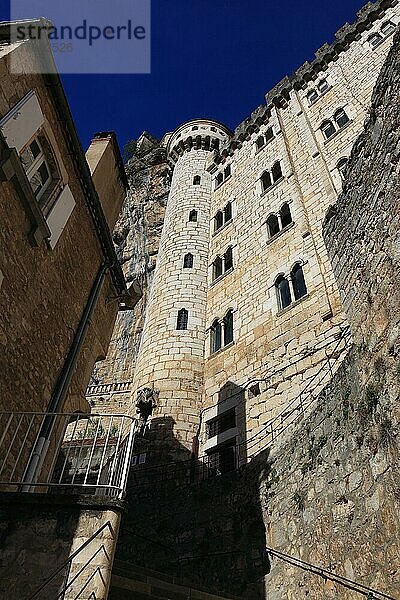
224, 164, 231, 179
189, 209, 198, 222
176, 308, 188, 330
183, 253, 194, 268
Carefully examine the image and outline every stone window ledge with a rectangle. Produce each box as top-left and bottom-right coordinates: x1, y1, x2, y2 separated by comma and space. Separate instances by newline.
0, 147, 50, 246
261, 176, 284, 197
266, 221, 295, 245
323, 120, 352, 144
208, 340, 235, 359
210, 267, 233, 287
277, 293, 309, 316
213, 218, 233, 237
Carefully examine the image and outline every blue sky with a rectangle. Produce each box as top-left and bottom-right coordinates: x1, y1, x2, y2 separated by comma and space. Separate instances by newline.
2, 0, 369, 151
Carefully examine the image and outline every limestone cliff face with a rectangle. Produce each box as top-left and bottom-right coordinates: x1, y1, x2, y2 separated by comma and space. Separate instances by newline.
90, 134, 170, 388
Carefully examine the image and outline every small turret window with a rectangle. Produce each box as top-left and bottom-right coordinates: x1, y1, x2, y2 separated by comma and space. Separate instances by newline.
193, 175, 201, 185
189, 209, 198, 222
176, 308, 188, 330
183, 253, 194, 268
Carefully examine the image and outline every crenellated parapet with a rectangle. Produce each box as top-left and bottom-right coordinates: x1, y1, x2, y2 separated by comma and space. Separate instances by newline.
166, 119, 232, 168
266, 0, 398, 104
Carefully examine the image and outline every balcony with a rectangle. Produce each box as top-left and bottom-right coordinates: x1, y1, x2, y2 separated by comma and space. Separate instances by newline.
0, 411, 139, 499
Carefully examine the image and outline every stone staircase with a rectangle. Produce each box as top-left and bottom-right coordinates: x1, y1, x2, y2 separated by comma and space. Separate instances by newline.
109, 561, 240, 600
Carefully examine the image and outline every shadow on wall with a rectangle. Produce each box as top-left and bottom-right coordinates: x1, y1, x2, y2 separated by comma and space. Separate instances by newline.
112, 382, 271, 600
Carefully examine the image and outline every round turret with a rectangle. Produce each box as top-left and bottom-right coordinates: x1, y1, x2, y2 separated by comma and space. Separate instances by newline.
132, 119, 231, 460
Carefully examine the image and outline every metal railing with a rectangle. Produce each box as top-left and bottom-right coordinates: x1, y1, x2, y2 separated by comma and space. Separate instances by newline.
0, 412, 139, 498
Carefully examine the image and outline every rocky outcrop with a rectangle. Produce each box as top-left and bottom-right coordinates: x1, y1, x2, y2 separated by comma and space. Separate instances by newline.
90, 133, 170, 388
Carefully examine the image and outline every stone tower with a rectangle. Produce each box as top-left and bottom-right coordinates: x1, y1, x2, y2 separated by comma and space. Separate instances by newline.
132, 120, 232, 457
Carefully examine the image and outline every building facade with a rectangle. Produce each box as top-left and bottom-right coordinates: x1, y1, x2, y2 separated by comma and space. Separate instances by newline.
123, 0, 400, 467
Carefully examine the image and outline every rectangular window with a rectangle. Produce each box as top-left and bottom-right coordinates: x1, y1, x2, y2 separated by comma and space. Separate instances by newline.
207, 439, 237, 474
207, 409, 236, 439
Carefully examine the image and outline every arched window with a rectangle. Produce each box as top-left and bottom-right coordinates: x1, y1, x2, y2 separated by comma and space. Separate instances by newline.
189, 209, 198, 222
261, 170, 272, 192
276, 275, 292, 310
177, 308, 188, 330
210, 319, 222, 353
334, 108, 350, 129
193, 175, 201, 185
381, 20, 396, 36
321, 120, 336, 140
223, 310, 234, 346
214, 211, 224, 232
224, 201, 232, 223
265, 126, 274, 143
291, 263, 307, 300
213, 256, 223, 281
307, 89, 318, 105
183, 253, 193, 268
318, 79, 329, 94
337, 157, 348, 180
224, 246, 233, 271
256, 135, 264, 150
272, 161, 283, 183
266, 214, 280, 238
368, 32, 384, 49
224, 164, 231, 179
216, 172, 223, 188
280, 203, 292, 228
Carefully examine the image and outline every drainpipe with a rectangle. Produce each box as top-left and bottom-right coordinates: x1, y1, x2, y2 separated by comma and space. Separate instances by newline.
22, 261, 111, 490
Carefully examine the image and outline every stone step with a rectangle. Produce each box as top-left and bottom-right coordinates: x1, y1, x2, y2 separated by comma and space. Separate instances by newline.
110, 561, 239, 600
